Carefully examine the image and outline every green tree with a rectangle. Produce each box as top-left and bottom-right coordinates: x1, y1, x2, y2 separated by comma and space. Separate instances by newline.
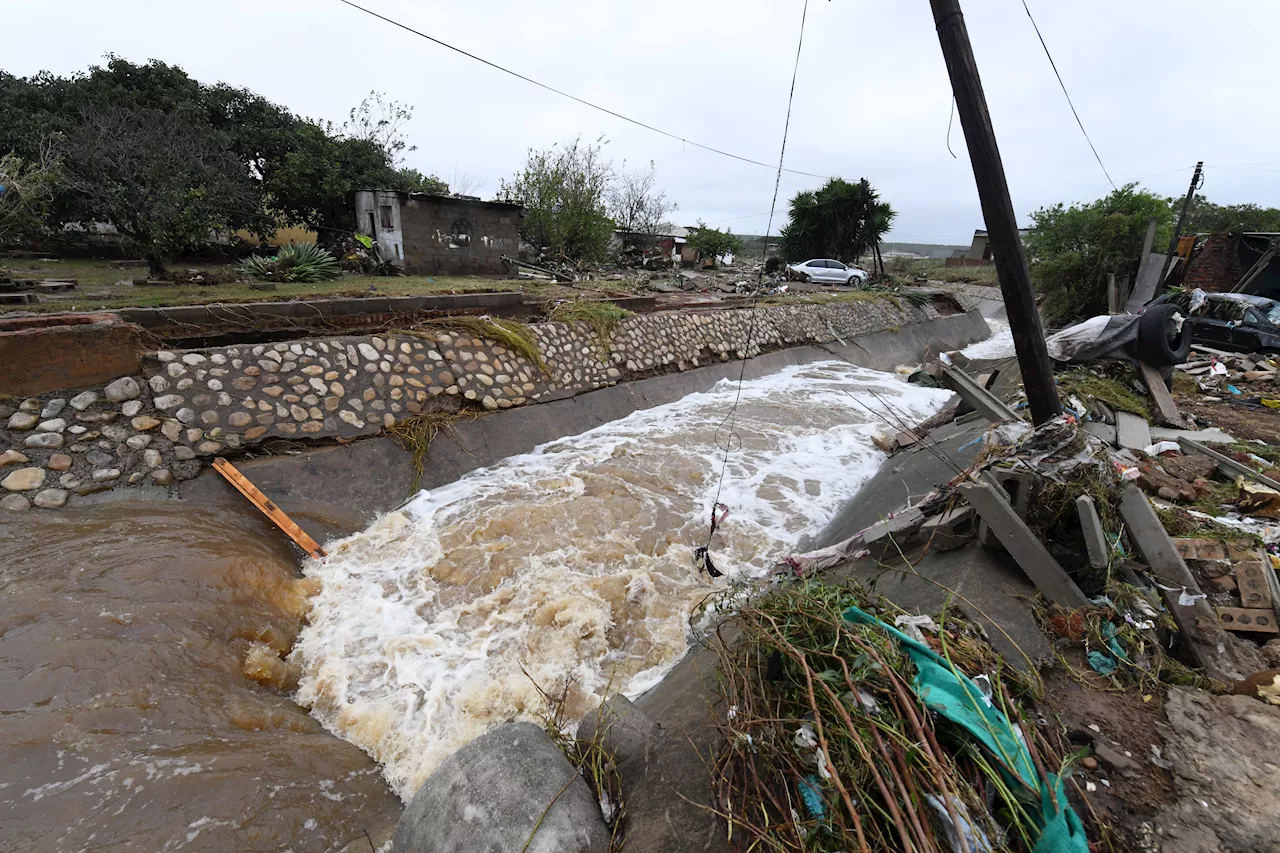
266, 125, 394, 241
778, 178, 895, 265
391, 167, 449, 195
1025, 183, 1174, 325
496, 137, 615, 261
1181, 194, 1280, 234
0, 145, 61, 243
686, 222, 744, 266
61, 106, 260, 273
0, 59, 448, 248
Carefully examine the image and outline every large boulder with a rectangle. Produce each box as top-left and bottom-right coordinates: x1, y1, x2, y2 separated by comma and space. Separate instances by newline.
393, 722, 610, 853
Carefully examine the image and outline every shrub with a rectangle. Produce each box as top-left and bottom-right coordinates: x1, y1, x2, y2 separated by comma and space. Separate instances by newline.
239, 242, 340, 283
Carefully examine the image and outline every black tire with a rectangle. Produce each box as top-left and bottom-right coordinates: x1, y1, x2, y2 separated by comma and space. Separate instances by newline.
1137, 302, 1193, 366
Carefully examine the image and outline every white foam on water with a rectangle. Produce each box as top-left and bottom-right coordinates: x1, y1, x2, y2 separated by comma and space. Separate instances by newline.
961, 318, 1015, 360
292, 361, 952, 799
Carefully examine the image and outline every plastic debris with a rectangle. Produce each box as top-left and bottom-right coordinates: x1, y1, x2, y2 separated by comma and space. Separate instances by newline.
1087, 651, 1118, 676
1142, 440, 1181, 456
894, 613, 939, 643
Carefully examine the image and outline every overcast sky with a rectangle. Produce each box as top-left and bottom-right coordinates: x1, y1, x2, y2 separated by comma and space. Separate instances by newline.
8, 1, 1279, 244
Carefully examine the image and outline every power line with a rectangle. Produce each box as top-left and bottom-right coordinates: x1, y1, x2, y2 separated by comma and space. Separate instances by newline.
336, 0, 828, 180
1020, 0, 1116, 190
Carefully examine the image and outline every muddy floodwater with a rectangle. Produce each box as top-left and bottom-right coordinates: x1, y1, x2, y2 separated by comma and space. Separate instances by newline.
0, 505, 401, 853
294, 362, 951, 799
1, 361, 950, 850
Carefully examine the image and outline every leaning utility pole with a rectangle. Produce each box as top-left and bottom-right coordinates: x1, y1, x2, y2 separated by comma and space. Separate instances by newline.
930, 0, 1061, 425
1161, 161, 1204, 284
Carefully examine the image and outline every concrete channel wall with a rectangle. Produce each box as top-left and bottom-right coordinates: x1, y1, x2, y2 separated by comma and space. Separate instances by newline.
1, 297, 988, 515
180, 309, 990, 530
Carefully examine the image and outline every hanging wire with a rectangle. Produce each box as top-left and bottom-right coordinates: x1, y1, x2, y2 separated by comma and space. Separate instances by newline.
335, 0, 827, 179
1020, 0, 1116, 190
701, 0, 813, 562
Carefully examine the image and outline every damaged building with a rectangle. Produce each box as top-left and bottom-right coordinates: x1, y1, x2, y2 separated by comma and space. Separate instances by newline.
353, 190, 522, 276
1180, 231, 1280, 299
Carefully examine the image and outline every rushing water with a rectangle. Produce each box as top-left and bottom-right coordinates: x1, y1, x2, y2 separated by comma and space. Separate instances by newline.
292, 361, 953, 799
0, 504, 401, 853
0, 360, 952, 850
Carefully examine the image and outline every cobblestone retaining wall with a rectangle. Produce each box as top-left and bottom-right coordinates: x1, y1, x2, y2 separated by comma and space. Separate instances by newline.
0, 298, 943, 511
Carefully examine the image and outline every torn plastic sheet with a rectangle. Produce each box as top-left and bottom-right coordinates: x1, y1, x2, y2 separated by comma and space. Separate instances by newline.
894, 613, 939, 643
926, 793, 996, 853
1153, 581, 1208, 606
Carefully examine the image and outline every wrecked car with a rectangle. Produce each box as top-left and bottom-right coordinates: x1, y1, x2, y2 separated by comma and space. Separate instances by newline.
1150, 291, 1280, 354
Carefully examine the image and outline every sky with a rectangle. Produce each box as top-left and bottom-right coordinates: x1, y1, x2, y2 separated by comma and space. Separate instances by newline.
8, 1, 1280, 245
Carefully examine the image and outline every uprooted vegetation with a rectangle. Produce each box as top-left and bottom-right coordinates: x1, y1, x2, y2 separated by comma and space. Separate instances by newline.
1055, 365, 1151, 419
707, 580, 1096, 853
548, 300, 633, 355
408, 316, 546, 373
385, 408, 487, 489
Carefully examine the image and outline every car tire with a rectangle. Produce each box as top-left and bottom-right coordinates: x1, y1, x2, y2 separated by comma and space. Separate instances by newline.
801, 274, 812, 284
1137, 303, 1193, 366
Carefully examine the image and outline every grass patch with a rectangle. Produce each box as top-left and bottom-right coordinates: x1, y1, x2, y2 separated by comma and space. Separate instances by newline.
0, 257, 525, 314
549, 299, 632, 355
1056, 366, 1151, 420
1171, 371, 1199, 396
1226, 441, 1280, 467
422, 316, 546, 372
386, 409, 486, 490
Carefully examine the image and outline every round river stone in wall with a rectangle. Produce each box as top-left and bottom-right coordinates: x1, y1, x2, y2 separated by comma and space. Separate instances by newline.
2, 467, 47, 492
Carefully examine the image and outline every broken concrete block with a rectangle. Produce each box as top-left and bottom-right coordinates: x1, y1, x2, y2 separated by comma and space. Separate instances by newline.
1116, 411, 1152, 451
959, 482, 1090, 608
1082, 421, 1117, 445
919, 505, 977, 551
576, 694, 657, 766
861, 506, 925, 547
1119, 485, 1263, 682
1075, 495, 1110, 570
976, 468, 1038, 551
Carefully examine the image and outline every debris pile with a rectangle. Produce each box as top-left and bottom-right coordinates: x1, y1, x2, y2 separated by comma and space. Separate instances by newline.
709, 580, 1090, 852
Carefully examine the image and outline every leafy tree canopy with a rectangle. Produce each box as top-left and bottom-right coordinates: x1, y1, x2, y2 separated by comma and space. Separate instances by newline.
1181, 194, 1280, 234
686, 222, 743, 265
0, 57, 448, 256
497, 137, 616, 261
1025, 184, 1174, 325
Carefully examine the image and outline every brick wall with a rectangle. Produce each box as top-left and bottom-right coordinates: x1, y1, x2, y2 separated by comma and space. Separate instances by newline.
400, 196, 522, 276
0, 313, 140, 396
1183, 234, 1249, 292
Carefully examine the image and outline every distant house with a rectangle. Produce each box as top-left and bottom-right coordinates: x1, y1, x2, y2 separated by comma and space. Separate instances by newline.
947, 228, 1032, 267
354, 190, 523, 276
966, 229, 993, 261
613, 225, 690, 265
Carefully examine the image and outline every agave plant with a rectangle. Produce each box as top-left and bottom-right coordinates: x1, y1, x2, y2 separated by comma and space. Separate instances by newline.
238, 243, 341, 283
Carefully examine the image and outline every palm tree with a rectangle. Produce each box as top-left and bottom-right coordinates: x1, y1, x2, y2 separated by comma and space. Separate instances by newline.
779, 178, 895, 273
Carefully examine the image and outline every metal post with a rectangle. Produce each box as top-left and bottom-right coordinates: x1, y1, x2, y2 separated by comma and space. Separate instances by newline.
930, 0, 1061, 425
1161, 161, 1204, 284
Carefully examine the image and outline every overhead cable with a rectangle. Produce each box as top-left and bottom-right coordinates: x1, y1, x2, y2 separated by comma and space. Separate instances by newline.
1020, 0, 1116, 190
336, 0, 828, 179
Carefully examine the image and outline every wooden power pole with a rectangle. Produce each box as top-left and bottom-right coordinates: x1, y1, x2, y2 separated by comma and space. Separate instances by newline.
1161, 161, 1204, 284
930, 0, 1061, 425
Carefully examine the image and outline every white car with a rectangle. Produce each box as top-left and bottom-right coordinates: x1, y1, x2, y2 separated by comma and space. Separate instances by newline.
786, 258, 869, 285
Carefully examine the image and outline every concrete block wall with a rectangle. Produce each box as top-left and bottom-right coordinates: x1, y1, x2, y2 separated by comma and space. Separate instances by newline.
1, 298, 941, 511
400, 196, 522, 276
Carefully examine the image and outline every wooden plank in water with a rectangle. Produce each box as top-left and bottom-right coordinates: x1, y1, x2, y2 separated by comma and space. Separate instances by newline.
212, 457, 327, 559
